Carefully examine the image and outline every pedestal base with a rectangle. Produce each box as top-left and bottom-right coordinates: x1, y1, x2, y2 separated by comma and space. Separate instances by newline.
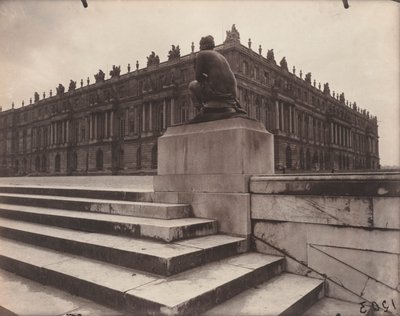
155, 117, 274, 237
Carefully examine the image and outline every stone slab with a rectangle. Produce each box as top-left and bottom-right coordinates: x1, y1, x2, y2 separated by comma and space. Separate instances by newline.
125, 253, 283, 315
158, 117, 274, 175
153, 174, 250, 193
0, 193, 191, 219
373, 197, 400, 229
252, 194, 374, 227
250, 174, 400, 197
0, 218, 245, 275
205, 273, 324, 316
0, 185, 154, 202
303, 297, 372, 316
253, 221, 400, 256
312, 244, 399, 289
0, 203, 217, 242
0, 269, 124, 316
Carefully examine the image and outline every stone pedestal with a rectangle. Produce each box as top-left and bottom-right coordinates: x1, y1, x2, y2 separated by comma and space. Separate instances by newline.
154, 117, 274, 238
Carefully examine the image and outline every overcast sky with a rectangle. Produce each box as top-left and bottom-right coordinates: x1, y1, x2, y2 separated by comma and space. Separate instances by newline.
0, 0, 399, 166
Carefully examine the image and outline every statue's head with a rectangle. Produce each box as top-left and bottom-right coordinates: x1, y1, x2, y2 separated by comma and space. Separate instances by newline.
199, 35, 215, 50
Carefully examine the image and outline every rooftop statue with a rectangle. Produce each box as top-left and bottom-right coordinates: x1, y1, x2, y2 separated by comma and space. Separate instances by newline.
34, 92, 39, 103
323, 82, 330, 95
147, 51, 160, 67
280, 57, 288, 71
94, 70, 105, 83
189, 35, 247, 123
339, 92, 345, 103
266, 49, 275, 63
305, 72, 312, 84
224, 24, 240, 43
110, 65, 121, 78
56, 84, 65, 96
168, 45, 181, 60
68, 80, 77, 92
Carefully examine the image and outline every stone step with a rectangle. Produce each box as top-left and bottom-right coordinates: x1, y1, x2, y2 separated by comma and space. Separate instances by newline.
0, 238, 284, 315
303, 297, 372, 316
0, 218, 246, 276
205, 273, 324, 316
0, 185, 154, 202
0, 269, 124, 316
0, 193, 190, 219
0, 203, 217, 242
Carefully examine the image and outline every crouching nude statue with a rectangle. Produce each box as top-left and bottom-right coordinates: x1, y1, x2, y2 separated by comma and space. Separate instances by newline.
189, 35, 247, 122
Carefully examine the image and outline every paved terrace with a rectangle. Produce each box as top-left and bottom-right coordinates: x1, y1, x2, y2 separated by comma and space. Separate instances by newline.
0, 176, 154, 192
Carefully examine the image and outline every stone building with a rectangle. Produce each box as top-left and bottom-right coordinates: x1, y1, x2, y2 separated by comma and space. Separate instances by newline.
0, 25, 379, 176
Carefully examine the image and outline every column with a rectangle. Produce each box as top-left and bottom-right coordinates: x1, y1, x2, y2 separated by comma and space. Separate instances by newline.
89, 115, 92, 140
50, 124, 53, 145
163, 99, 166, 129
289, 106, 292, 133
142, 105, 146, 131
105, 111, 108, 138
293, 108, 297, 135
110, 111, 114, 137
171, 98, 175, 126
275, 100, 279, 130
94, 113, 97, 140
149, 102, 152, 132
280, 102, 284, 131
66, 120, 69, 143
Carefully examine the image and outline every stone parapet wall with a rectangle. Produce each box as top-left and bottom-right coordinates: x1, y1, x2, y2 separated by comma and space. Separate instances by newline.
250, 173, 400, 312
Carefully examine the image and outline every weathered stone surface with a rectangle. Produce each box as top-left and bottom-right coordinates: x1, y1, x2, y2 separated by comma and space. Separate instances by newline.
158, 117, 274, 175
0, 218, 245, 275
0, 269, 123, 316
0, 203, 217, 242
252, 194, 373, 227
154, 174, 250, 193
303, 297, 372, 316
205, 273, 324, 316
250, 174, 400, 197
308, 244, 369, 296
253, 222, 400, 256
125, 253, 283, 315
311, 244, 399, 289
373, 197, 400, 229
0, 193, 191, 219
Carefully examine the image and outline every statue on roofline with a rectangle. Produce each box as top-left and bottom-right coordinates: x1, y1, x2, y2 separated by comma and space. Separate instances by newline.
224, 24, 240, 43
266, 49, 275, 63
323, 82, 330, 95
34, 92, 40, 102
168, 45, 181, 60
94, 69, 105, 83
305, 72, 312, 84
68, 80, 77, 92
280, 57, 288, 71
56, 84, 65, 96
188, 35, 247, 123
147, 51, 160, 67
110, 65, 121, 78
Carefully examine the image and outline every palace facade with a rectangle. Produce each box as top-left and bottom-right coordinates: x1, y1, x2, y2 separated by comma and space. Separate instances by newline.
0, 25, 379, 176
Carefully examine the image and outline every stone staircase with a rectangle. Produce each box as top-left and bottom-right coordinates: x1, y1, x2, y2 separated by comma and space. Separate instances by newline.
0, 185, 351, 315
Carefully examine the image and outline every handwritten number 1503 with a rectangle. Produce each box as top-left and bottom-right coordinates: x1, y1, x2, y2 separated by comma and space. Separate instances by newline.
360, 299, 396, 313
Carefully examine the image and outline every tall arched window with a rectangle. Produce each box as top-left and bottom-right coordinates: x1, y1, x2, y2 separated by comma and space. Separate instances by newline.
136, 146, 142, 170
72, 152, 78, 171
306, 149, 311, 170
96, 149, 103, 170
55, 154, 61, 172
35, 156, 41, 172
300, 148, 305, 170
285, 145, 292, 169
151, 144, 157, 169
42, 155, 47, 172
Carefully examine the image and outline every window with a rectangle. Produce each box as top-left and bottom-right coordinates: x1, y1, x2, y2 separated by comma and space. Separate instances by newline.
151, 145, 157, 169
136, 146, 141, 170
285, 145, 292, 169
55, 153, 61, 172
96, 149, 103, 170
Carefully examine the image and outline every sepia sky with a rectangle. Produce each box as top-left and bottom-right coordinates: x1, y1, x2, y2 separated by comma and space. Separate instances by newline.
0, 0, 399, 166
